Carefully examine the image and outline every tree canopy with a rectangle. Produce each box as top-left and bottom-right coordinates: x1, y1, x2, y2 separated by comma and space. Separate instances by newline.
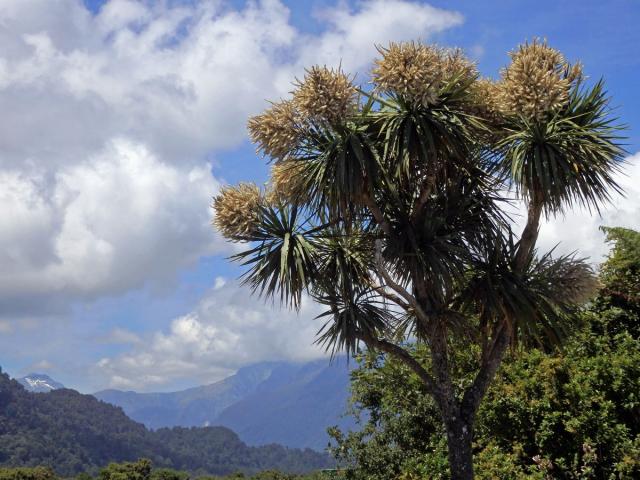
212, 39, 625, 478
328, 229, 640, 479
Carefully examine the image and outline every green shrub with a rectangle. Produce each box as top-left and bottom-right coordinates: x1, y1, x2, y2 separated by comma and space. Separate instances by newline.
0, 467, 57, 480
150, 469, 189, 480
99, 459, 152, 480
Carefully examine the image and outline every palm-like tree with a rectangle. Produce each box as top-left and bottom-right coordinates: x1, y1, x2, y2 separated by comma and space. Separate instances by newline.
212, 40, 624, 479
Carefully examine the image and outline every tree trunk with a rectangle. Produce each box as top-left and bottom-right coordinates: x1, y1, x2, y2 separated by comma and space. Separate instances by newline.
514, 199, 543, 271
445, 415, 474, 480
426, 323, 476, 479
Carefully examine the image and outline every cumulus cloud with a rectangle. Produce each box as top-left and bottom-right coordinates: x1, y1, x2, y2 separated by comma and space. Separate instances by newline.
3, 0, 637, 393
0, 0, 462, 322
100, 327, 143, 346
96, 280, 325, 390
28, 360, 55, 372
0, 0, 298, 168
0, 139, 221, 315
519, 153, 640, 263
298, 0, 463, 73
0, 0, 469, 387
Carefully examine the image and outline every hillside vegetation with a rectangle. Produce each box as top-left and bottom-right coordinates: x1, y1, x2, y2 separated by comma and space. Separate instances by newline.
0, 374, 332, 477
0, 459, 337, 480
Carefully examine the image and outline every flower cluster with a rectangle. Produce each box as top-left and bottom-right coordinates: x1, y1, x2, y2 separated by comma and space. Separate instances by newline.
248, 100, 301, 161
372, 42, 477, 106
443, 48, 478, 86
212, 183, 263, 241
499, 39, 583, 121
293, 66, 357, 124
266, 160, 309, 205
468, 78, 506, 126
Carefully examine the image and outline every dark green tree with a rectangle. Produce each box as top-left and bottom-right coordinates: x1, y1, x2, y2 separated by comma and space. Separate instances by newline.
329, 229, 640, 479
0, 467, 57, 480
0, 373, 331, 478
212, 40, 624, 479
150, 469, 190, 480
99, 459, 152, 480
592, 227, 640, 338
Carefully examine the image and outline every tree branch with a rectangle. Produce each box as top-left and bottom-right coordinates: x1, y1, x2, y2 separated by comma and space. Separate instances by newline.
461, 321, 510, 420
462, 198, 544, 419
411, 174, 436, 219
426, 323, 456, 413
362, 193, 393, 236
359, 331, 439, 398
514, 199, 543, 272
374, 239, 430, 323
370, 283, 412, 311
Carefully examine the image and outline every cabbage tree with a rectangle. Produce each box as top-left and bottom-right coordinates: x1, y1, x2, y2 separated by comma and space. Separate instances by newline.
212, 40, 624, 479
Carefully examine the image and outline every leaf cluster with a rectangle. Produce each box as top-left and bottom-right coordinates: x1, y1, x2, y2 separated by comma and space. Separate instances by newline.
213, 40, 625, 356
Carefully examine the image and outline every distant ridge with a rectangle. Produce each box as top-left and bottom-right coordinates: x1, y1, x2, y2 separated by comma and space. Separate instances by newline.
215, 360, 355, 450
95, 362, 277, 430
0, 367, 332, 477
17, 373, 64, 392
95, 358, 356, 450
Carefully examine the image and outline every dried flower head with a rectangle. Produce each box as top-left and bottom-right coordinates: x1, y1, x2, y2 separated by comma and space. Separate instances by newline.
468, 78, 506, 125
248, 100, 301, 161
266, 160, 309, 205
293, 66, 357, 124
499, 39, 583, 121
372, 42, 477, 107
212, 183, 263, 241
443, 48, 478, 86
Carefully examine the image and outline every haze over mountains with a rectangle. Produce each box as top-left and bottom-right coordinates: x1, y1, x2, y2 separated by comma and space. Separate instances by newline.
94, 359, 355, 451
0, 368, 332, 477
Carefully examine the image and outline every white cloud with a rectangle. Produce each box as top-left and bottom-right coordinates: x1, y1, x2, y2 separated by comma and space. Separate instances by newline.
0, 139, 221, 315
102, 151, 640, 391
29, 360, 55, 372
298, 0, 463, 74
516, 153, 640, 263
96, 0, 152, 33
100, 327, 143, 345
3, 0, 637, 392
96, 281, 325, 390
0, 0, 298, 169
0, 0, 463, 323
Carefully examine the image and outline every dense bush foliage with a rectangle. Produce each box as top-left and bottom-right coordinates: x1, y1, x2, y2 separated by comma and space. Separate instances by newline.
0, 378, 331, 477
329, 228, 640, 479
0, 460, 338, 480
0, 467, 57, 480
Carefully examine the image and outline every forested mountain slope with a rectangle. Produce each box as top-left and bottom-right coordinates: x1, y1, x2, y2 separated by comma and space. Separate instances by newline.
0, 371, 332, 477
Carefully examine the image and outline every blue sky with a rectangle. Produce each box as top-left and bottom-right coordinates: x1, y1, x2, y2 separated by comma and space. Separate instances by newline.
1, 0, 639, 393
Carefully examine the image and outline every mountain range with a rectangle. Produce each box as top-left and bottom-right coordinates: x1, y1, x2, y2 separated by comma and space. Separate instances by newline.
0, 367, 332, 477
94, 358, 356, 451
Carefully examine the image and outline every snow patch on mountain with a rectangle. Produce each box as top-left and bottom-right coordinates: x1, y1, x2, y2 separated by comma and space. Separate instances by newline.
18, 374, 64, 393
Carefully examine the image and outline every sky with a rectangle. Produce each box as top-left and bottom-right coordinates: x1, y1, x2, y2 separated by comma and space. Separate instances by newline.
0, 0, 639, 393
